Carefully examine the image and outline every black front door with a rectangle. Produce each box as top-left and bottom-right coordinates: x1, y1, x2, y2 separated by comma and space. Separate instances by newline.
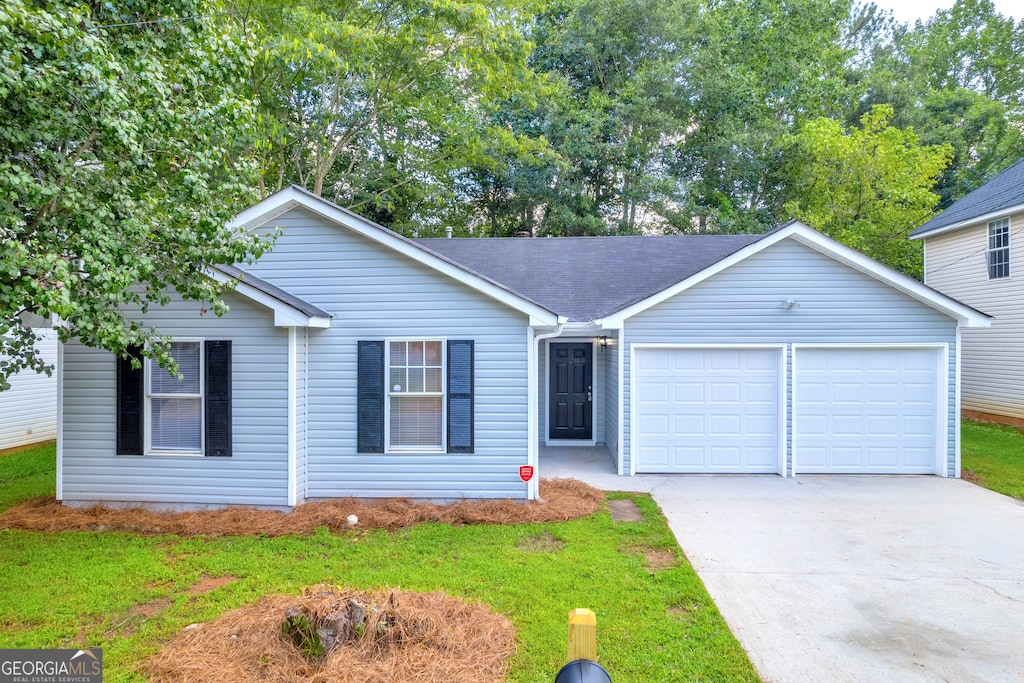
549, 342, 593, 440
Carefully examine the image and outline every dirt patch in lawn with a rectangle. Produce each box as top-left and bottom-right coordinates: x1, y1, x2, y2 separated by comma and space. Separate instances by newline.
515, 530, 566, 553
642, 548, 677, 573
143, 585, 515, 683
961, 469, 983, 484
0, 478, 603, 537
607, 498, 643, 522
104, 597, 173, 638
188, 575, 239, 594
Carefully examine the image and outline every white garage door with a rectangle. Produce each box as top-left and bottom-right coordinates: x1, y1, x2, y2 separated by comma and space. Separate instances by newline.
794, 347, 942, 474
634, 348, 781, 473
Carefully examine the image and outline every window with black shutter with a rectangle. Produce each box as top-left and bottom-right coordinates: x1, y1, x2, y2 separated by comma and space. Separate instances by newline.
116, 340, 232, 456
357, 339, 474, 454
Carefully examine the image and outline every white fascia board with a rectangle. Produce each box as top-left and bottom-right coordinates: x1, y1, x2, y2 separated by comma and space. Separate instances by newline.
207, 268, 330, 328
602, 221, 991, 328
909, 203, 1024, 241
236, 186, 559, 327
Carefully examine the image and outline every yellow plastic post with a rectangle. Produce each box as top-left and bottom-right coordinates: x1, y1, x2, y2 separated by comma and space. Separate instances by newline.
567, 608, 597, 662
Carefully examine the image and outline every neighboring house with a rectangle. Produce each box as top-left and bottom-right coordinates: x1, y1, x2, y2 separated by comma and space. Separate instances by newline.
911, 157, 1024, 427
58, 187, 989, 509
0, 328, 58, 451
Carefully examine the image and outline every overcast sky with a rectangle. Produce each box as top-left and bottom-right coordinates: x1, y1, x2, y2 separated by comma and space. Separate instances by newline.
872, 0, 1020, 25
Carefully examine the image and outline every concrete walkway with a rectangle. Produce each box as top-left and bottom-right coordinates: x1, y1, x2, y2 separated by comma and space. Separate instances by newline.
541, 449, 1024, 683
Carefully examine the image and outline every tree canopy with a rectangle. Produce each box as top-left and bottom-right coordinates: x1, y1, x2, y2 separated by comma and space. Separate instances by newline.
3, 0, 1023, 384
0, 0, 270, 385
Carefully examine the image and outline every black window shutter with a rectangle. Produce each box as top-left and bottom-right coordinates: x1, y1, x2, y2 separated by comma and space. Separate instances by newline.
447, 340, 474, 453
357, 341, 385, 453
205, 340, 232, 457
116, 345, 145, 455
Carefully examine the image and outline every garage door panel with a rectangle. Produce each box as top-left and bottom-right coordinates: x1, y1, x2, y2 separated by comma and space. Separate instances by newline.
746, 382, 776, 403
674, 381, 704, 402
636, 348, 781, 473
709, 382, 740, 403
866, 414, 898, 435
636, 349, 670, 371
673, 446, 704, 468
795, 348, 941, 474
710, 414, 741, 434
709, 447, 741, 467
673, 414, 704, 435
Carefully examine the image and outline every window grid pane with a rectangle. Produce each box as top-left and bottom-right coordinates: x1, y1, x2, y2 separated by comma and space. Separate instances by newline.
389, 341, 443, 395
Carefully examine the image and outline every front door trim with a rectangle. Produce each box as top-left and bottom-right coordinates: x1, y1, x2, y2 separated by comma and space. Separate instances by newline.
545, 340, 597, 446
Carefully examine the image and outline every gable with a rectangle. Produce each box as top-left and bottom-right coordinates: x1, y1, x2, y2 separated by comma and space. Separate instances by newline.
237, 187, 558, 326
246, 206, 543, 328
631, 238, 955, 338
601, 224, 989, 328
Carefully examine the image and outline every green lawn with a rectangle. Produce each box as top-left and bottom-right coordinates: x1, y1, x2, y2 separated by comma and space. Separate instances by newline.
0, 443, 759, 682
961, 419, 1024, 500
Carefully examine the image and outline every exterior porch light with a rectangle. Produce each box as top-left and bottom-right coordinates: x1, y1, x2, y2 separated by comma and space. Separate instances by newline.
599, 336, 608, 350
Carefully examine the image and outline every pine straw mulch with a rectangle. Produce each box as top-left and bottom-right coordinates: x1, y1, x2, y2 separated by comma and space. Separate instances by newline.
0, 478, 603, 537
143, 585, 516, 683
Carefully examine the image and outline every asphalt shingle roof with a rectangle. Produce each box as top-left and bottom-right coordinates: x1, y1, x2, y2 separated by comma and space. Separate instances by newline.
911, 157, 1024, 237
213, 264, 332, 320
415, 234, 765, 321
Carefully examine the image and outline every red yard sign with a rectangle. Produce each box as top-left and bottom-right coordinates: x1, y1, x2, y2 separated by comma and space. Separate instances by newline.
519, 465, 534, 482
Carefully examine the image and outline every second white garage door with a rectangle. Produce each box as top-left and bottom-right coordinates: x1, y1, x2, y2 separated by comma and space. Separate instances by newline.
634, 347, 782, 473
794, 347, 943, 474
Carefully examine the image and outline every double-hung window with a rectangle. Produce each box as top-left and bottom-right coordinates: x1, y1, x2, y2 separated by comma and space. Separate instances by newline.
357, 339, 474, 454
388, 340, 444, 451
147, 341, 204, 454
987, 218, 1010, 279
117, 339, 232, 457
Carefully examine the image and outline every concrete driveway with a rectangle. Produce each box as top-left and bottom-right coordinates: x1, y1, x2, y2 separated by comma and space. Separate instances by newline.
648, 476, 1024, 682
544, 453, 1024, 682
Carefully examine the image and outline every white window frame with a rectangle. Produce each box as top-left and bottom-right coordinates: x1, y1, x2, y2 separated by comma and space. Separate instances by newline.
145, 338, 205, 457
987, 217, 1010, 280
384, 338, 446, 453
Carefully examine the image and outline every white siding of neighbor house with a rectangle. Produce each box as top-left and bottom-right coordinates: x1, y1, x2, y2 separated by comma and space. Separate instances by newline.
924, 212, 1024, 420
248, 207, 532, 500
622, 238, 959, 476
61, 289, 292, 507
0, 329, 58, 450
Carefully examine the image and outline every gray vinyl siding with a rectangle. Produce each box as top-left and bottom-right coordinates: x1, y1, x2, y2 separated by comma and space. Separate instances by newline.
0, 329, 57, 450
622, 239, 959, 476
248, 207, 531, 499
924, 214, 1024, 420
61, 289, 291, 507
604, 334, 620, 457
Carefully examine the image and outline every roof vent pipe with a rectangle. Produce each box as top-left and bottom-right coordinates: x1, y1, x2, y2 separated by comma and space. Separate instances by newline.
445, 226, 453, 239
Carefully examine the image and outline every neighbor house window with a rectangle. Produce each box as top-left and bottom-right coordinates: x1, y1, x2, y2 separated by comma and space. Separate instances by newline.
147, 341, 204, 454
387, 340, 444, 451
987, 218, 1010, 279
